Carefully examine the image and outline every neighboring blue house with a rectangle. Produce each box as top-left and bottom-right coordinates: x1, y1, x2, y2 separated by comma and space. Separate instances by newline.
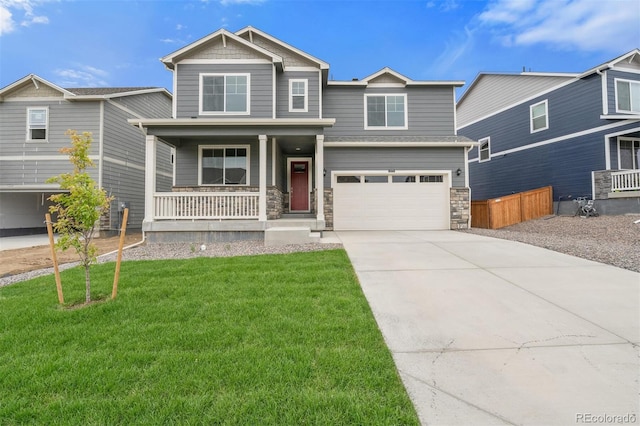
457, 49, 640, 214
0, 74, 174, 236
130, 26, 475, 242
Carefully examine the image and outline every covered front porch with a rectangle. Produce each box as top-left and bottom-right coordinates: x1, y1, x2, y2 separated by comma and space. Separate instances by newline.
135, 118, 334, 242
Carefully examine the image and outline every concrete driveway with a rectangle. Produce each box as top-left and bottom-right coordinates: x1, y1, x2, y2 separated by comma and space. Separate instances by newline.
335, 230, 639, 426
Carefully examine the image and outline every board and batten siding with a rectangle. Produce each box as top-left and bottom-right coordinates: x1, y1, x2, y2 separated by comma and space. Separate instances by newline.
276, 71, 320, 118
323, 85, 456, 137
324, 147, 466, 188
175, 63, 273, 119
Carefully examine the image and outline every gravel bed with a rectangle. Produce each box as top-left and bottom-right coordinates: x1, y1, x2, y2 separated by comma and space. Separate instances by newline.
462, 214, 640, 273
3, 214, 638, 287
0, 240, 343, 287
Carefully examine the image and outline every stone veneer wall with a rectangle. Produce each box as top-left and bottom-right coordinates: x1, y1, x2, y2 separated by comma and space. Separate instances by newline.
323, 188, 334, 230
592, 170, 611, 200
172, 186, 284, 220
450, 187, 470, 229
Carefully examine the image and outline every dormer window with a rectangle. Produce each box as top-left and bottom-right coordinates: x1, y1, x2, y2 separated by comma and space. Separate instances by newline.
364, 94, 407, 130
616, 79, 640, 114
200, 74, 250, 115
27, 107, 48, 141
289, 79, 308, 112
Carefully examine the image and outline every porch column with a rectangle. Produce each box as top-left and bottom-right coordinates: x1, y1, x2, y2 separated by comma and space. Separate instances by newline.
259, 134, 268, 222
144, 135, 157, 224
315, 134, 325, 222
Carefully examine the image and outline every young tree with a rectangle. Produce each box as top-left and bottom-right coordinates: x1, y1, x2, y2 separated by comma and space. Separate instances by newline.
47, 130, 113, 304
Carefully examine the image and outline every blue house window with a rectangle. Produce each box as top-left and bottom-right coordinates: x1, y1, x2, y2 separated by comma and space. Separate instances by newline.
365, 94, 407, 129
200, 74, 249, 115
616, 79, 640, 114
530, 100, 548, 133
479, 137, 490, 162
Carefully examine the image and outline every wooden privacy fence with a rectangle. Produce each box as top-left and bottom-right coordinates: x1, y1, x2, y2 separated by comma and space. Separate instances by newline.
471, 186, 553, 229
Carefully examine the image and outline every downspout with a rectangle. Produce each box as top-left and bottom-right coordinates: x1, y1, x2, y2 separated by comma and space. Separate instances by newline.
465, 145, 473, 228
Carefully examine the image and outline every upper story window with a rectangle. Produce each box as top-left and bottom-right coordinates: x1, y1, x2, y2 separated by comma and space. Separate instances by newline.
27, 107, 48, 141
530, 99, 548, 133
199, 145, 249, 186
616, 79, 640, 113
200, 74, 250, 115
619, 138, 639, 170
289, 79, 308, 112
479, 137, 490, 162
365, 94, 407, 130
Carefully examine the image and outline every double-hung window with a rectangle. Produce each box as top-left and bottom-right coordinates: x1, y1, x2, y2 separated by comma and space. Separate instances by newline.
530, 100, 548, 133
27, 107, 48, 141
200, 74, 249, 115
479, 137, 490, 162
289, 79, 308, 112
619, 138, 640, 170
199, 146, 249, 185
365, 94, 407, 129
616, 79, 640, 113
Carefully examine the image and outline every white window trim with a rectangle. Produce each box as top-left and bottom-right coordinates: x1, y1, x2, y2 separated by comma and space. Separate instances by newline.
199, 73, 251, 116
530, 99, 549, 133
478, 137, 491, 163
364, 93, 409, 130
289, 79, 308, 113
614, 78, 640, 114
617, 136, 640, 170
198, 144, 251, 186
26, 106, 49, 142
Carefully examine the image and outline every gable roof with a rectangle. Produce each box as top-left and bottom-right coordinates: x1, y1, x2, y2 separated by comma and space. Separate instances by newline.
329, 67, 465, 87
457, 49, 640, 129
0, 74, 171, 102
160, 28, 284, 70
235, 26, 329, 70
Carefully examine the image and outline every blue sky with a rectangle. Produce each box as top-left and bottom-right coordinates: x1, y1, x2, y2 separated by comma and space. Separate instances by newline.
1, 0, 639, 98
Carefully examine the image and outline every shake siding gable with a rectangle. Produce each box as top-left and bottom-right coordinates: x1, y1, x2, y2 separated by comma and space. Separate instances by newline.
175, 63, 273, 118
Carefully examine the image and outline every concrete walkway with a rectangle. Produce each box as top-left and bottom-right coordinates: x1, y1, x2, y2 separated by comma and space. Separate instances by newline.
334, 230, 639, 426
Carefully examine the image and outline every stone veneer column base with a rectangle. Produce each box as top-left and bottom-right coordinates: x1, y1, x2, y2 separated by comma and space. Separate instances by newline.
450, 187, 470, 229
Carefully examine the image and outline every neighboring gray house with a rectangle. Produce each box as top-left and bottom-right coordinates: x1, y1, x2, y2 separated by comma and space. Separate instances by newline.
0, 74, 173, 236
457, 49, 640, 214
130, 26, 475, 243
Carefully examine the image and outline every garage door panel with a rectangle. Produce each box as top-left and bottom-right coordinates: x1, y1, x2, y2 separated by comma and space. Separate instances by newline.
333, 174, 450, 231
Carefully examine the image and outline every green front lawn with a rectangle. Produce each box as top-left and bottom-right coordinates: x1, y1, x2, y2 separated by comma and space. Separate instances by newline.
0, 250, 418, 425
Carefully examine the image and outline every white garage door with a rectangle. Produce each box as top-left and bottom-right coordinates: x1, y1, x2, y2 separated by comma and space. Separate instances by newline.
333, 171, 450, 230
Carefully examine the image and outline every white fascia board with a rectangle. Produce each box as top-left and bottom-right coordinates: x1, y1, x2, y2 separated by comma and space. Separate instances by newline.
234, 26, 330, 70
324, 141, 478, 148
65, 88, 172, 101
327, 81, 369, 86
579, 49, 640, 78
0, 184, 67, 192
127, 118, 336, 127
601, 114, 640, 120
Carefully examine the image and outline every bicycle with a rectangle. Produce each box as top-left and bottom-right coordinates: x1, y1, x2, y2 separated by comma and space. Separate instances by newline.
573, 197, 599, 218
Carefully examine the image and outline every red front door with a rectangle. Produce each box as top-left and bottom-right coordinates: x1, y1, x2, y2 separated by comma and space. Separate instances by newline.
290, 161, 309, 211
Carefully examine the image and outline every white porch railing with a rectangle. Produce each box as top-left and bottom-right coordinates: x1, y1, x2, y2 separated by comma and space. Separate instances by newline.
154, 192, 259, 220
611, 170, 640, 192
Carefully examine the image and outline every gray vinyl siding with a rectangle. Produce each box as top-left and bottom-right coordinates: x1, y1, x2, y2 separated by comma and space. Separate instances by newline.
111, 92, 172, 119
323, 85, 455, 137
175, 63, 273, 118
276, 71, 320, 118
324, 147, 466, 188
175, 139, 263, 187
0, 100, 100, 185
607, 69, 640, 115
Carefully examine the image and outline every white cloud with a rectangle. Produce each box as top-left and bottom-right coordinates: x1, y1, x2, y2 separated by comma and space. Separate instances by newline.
0, 0, 51, 35
479, 0, 640, 52
0, 6, 14, 34
54, 66, 110, 87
